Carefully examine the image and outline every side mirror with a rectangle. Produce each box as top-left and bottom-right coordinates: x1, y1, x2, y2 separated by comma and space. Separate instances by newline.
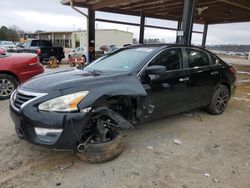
145, 65, 166, 75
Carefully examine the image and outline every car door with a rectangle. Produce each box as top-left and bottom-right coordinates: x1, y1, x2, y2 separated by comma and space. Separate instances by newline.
184, 48, 221, 108
139, 48, 192, 121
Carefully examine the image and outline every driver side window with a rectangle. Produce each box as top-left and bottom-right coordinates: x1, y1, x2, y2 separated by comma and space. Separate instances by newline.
149, 48, 182, 71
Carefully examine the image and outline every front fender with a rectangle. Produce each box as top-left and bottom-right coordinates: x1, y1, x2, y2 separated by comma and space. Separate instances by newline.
64, 76, 147, 109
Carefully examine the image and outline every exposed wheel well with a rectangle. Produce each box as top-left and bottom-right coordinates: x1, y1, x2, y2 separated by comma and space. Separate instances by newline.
93, 95, 138, 122
0, 71, 19, 83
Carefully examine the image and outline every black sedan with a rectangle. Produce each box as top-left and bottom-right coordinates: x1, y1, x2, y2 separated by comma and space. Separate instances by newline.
9, 44, 236, 159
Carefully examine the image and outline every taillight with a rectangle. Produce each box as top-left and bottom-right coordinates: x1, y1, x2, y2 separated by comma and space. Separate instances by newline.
229, 66, 237, 75
29, 57, 39, 66
36, 48, 41, 55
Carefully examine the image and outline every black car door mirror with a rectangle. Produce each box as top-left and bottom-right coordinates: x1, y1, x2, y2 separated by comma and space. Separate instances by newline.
145, 65, 166, 75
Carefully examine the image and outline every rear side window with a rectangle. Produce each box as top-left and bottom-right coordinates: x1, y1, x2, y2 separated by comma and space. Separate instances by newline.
23, 41, 31, 47
210, 53, 220, 65
43, 41, 52, 46
186, 49, 210, 68
149, 48, 182, 71
38, 40, 52, 46
31, 40, 40, 46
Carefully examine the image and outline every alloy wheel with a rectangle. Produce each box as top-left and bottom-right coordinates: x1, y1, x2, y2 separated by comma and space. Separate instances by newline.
215, 88, 229, 113
0, 78, 15, 97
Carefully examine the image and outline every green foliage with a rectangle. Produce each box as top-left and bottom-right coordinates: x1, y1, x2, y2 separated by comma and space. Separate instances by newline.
0, 26, 18, 41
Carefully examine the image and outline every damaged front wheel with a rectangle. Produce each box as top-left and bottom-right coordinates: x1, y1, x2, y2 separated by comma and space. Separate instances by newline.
76, 129, 123, 163
77, 109, 131, 163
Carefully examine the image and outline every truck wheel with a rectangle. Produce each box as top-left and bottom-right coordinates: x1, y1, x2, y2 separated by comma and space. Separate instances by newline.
0, 74, 18, 100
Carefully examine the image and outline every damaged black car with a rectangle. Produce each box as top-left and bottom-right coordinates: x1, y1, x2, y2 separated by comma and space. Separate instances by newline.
9, 44, 236, 162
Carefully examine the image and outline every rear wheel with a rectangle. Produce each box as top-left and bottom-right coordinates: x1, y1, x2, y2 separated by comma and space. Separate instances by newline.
208, 85, 230, 115
0, 74, 18, 100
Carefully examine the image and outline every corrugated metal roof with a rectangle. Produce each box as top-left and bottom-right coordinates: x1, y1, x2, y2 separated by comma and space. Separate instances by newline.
61, 0, 250, 24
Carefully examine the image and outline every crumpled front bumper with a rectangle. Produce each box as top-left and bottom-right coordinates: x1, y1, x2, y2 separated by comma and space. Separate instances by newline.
9, 104, 92, 150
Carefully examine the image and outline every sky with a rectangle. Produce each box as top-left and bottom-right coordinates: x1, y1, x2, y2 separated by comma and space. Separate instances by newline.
0, 0, 250, 45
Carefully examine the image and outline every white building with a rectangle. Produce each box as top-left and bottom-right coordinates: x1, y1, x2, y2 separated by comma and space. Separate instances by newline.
36, 29, 133, 51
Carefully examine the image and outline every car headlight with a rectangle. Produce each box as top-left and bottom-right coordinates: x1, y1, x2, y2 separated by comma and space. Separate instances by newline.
38, 91, 89, 112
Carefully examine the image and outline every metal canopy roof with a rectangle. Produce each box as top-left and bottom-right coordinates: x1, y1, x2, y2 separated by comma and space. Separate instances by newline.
61, 0, 250, 24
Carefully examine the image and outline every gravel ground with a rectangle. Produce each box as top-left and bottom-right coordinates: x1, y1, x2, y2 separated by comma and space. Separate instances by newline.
0, 64, 249, 188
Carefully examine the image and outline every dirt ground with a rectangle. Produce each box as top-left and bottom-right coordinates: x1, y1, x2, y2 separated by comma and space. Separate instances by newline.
0, 63, 249, 188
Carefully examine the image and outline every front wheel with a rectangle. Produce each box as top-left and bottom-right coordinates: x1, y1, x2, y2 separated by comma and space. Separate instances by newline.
76, 110, 126, 163
208, 85, 230, 115
76, 129, 123, 163
0, 74, 18, 100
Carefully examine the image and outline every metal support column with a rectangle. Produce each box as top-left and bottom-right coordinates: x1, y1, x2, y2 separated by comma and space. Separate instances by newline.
139, 12, 145, 44
176, 19, 182, 44
202, 23, 208, 48
180, 0, 196, 45
88, 8, 95, 62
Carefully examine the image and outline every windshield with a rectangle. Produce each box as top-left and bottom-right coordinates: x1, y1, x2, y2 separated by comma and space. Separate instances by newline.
85, 48, 155, 73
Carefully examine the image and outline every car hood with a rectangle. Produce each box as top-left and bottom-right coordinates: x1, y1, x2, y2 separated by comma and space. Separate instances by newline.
20, 68, 133, 93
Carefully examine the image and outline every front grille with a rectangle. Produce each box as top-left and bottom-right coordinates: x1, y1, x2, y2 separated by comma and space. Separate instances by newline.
13, 92, 36, 110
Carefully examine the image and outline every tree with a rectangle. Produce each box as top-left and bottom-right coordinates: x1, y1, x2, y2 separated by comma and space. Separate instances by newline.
0, 26, 18, 41
35, 30, 45, 33
6, 29, 18, 41
0, 26, 8, 40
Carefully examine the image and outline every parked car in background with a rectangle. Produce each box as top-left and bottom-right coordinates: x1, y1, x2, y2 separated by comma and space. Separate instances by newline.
0, 48, 44, 99
68, 47, 84, 59
68, 54, 87, 67
100, 45, 119, 54
9, 44, 237, 162
0, 41, 17, 52
18, 40, 65, 64
68, 47, 88, 65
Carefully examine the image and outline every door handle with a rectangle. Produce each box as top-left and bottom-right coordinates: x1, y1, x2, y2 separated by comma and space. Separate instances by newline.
179, 77, 189, 82
211, 71, 219, 75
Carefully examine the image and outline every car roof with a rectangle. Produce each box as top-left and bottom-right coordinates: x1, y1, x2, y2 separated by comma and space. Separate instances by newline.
127, 43, 205, 49
0, 41, 14, 44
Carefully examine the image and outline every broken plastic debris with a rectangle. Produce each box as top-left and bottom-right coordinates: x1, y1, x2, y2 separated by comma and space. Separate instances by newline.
204, 173, 210, 178
173, 139, 182, 145
213, 178, 219, 183
146, 146, 154, 150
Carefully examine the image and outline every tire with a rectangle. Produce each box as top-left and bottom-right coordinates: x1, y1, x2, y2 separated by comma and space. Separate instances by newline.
77, 130, 124, 163
0, 74, 18, 100
208, 84, 230, 115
